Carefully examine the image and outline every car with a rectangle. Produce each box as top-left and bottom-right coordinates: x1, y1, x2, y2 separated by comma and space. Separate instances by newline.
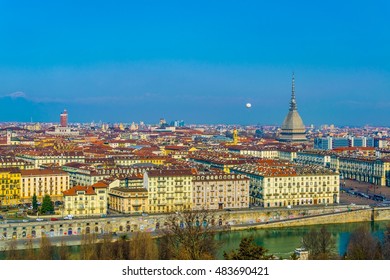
36, 218, 44, 222
63, 216, 71, 220
50, 218, 58, 221
0, 215, 3, 220
22, 219, 29, 223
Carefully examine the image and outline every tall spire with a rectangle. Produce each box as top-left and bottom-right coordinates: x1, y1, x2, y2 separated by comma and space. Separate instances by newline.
289, 72, 297, 111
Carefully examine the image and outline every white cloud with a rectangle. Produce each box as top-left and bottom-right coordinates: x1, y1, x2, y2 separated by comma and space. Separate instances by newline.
5, 91, 27, 98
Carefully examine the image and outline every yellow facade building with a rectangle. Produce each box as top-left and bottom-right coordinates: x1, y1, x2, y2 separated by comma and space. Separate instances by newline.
144, 169, 193, 213
0, 157, 34, 170
109, 187, 148, 214
233, 164, 339, 208
63, 184, 108, 216
0, 168, 21, 207
113, 156, 166, 166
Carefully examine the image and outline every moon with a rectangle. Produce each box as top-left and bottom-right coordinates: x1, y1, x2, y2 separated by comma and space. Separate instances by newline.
246, 103, 252, 108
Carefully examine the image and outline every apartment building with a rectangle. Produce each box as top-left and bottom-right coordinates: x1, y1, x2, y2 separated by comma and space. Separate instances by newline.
17, 151, 85, 168
330, 155, 390, 186
109, 187, 148, 214
144, 169, 193, 213
192, 171, 249, 210
0, 157, 34, 170
0, 168, 21, 206
63, 183, 108, 216
20, 169, 70, 202
232, 164, 339, 208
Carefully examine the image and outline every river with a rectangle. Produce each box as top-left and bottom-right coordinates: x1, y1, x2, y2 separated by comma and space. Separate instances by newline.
216, 221, 390, 259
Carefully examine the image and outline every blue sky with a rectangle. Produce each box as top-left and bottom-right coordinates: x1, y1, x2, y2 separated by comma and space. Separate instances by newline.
0, 0, 389, 125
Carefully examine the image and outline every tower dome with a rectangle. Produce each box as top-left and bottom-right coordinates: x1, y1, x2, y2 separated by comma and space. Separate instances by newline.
279, 74, 307, 142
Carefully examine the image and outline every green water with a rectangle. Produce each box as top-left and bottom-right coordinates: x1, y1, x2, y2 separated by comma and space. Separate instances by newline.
216, 221, 390, 259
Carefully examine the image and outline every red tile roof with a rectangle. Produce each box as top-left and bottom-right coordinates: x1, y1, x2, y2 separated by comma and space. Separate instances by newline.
92, 181, 109, 188
20, 169, 68, 176
63, 185, 96, 196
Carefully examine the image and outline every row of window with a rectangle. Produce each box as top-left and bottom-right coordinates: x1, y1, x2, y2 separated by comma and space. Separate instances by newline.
265, 186, 338, 194
269, 176, 337, 182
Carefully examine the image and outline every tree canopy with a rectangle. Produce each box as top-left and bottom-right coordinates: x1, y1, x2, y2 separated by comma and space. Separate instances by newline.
224, 236, 274, 260
301, 226, 336, 260
32, 193, 38, 211
346, 226, 382, 260
158, 209, 221, 260
40, 194, 54, 214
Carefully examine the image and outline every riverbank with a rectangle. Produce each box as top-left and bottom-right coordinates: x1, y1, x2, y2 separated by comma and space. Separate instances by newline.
3, 204, 390, 252
2, 220, 388, 260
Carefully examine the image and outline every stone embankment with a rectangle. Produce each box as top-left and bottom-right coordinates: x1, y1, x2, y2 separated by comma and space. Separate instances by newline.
1, 205, 390, 249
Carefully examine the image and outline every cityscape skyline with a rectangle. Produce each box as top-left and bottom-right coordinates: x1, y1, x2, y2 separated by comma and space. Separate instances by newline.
3, 1, 390, 268
0, 1, 389, 126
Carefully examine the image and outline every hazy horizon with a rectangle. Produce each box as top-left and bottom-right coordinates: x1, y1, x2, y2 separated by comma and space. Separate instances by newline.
1, 1, 389, 126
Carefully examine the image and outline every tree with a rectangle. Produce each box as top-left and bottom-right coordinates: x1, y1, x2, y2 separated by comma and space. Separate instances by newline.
24, 239, 36, 260
289, 252, 299, 260
38, 235, 53, 260
158, 209, 221, 260
382, 225, 390, 259
32, 193, 38, 212
346, 226, 382, 260
224, 236, 274, 260
301, 226, 336, 260
6, 239, 19, 260
113, 235, 130, 260
80, 233, 98, 260
40, 194, 54, 214
130, 232, 158, 260
97, 234, 115, 260
58, 238, 70, 260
